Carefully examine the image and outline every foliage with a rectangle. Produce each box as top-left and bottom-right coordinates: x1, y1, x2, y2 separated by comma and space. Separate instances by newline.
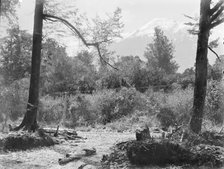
210, 57, 224, 81
0, 26, 32, 84
38, 96, 64, 124
178, 67, 195, 89
100, 70, 122, 89
41, 38, 75, 94
69, 95, 95, 127
156, 107, 176, 130
148, 88, 193, 128
97, 88, 148, 124
0, 78, 29, 122
0, 0, 19, 20
114, 56, 148, 92
144, 27, 179, 75
35, 86, 196, 131
205, 80, 224, 125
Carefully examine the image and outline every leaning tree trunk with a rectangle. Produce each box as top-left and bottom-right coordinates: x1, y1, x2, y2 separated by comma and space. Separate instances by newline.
190, 0, 210, 134
14, 0, 43, 131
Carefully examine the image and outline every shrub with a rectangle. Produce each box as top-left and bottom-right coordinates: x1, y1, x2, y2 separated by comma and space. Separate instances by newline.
0, 79, 29, 122
69, 95, 94, 127
157, 107, 176, 130
39, 96, 64, 124
205, 80, 224, 125
166, 88, 193, 126
178, 76, 194, 89
150, 88, 193, 128
97, 88, 149, 124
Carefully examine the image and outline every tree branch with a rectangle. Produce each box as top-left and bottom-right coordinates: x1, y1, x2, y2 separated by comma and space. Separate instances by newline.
43, 13, 118, 70
95, 44, 119, 70
210, 17, 224, 29
209, 0, 224, 16
208, 46, 221, 62
210, 5, 224, 23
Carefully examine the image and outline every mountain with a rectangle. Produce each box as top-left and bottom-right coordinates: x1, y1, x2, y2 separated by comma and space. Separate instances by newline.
111, 18, 223, 72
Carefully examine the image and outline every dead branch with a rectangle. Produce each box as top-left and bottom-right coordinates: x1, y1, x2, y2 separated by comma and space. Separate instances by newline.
208, 46, 221, 61
54, 125, 59, 137
43, 127, 84, 140
43, 13, 118, 70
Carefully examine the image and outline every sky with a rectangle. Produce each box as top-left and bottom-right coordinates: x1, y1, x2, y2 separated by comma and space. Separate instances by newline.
17, 0, 200, 33
1, 0, 203, 71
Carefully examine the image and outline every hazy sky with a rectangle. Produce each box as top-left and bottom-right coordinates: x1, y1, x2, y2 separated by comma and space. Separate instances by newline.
17, 0, 200, 33
10, 0, 205, 71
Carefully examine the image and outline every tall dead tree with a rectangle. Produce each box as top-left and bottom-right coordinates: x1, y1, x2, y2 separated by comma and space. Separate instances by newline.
190, 0, 224, 133
14, 0, 43, 131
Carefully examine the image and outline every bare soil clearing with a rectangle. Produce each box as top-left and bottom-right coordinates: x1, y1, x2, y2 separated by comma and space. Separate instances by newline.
0, 130, 135, 169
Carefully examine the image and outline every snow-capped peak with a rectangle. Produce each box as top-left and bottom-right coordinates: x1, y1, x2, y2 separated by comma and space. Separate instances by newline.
124, 18, 188, 39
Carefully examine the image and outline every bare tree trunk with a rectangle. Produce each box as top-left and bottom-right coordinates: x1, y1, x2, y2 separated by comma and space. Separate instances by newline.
14, 0, 43, 131
190, 0, 211, 134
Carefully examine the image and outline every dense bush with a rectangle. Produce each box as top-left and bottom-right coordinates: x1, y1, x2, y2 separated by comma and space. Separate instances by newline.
178, 76, 194, 89
69, 95, 95, 127
36, 85, 196, 130
166, 88, 193, 126
38, 96, 65, 124
205, 80, 224, 125
150, 88, 193, 128
0, 79, 29, 122
157, 107, 176, 130
97, 88, 148, 124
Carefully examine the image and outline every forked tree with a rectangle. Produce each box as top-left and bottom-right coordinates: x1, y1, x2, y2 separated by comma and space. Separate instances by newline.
190, 0, 224, 133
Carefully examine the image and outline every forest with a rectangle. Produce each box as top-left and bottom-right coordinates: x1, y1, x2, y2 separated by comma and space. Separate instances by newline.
1, 0, 224, 168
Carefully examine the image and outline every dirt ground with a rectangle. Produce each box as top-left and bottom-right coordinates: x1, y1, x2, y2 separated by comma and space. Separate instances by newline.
0, 129, 135, 169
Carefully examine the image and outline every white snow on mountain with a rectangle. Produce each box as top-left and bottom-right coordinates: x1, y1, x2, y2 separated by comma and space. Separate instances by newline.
111, 18, 224, 72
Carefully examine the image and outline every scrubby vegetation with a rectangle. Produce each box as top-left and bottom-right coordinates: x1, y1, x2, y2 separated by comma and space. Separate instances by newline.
1, 77, 224, 134
0, 26, 206, 132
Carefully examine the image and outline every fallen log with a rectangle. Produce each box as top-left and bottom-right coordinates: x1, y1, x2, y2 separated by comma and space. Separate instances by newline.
43, 127, 77, 136
58, 148, 96, 165
43, 127, 84, 140
58, 156, 81, 165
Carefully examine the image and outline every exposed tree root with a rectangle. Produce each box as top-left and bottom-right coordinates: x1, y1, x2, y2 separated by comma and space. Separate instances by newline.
1, 125, 84, 151
2, 130, 57, 151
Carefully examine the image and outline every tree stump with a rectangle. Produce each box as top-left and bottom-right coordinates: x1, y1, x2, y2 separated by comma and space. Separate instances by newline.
135, 125, 151, 141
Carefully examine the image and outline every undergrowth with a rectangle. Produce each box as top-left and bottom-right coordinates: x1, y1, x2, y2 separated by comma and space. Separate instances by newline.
1, 80, 224, 132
